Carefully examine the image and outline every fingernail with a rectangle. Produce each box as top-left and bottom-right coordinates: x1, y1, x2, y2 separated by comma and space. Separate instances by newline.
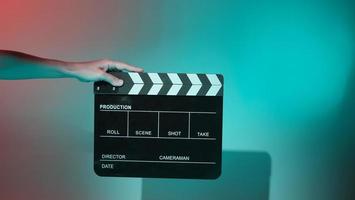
115, 80, 123, 86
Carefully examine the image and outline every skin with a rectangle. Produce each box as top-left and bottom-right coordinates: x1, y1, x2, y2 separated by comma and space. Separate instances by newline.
0, 50, 144, 86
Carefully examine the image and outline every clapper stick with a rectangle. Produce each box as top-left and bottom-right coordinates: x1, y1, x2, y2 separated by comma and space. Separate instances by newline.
94, 72, 223, 96
94, 72, 223, 179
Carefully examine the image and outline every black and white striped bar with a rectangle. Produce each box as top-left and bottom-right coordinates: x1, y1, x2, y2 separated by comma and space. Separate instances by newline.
94, 72, 224, 96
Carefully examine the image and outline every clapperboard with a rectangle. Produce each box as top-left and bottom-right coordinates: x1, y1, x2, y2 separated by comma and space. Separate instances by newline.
94, 71, 223, 179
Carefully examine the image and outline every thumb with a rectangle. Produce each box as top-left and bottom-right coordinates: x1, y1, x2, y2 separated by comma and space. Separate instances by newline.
100, 72, 123, 86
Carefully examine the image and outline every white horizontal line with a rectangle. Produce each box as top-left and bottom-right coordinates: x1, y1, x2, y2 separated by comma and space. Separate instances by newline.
99, 159, 216, 165
99, 135, 216, 140
99, 110, 216, 114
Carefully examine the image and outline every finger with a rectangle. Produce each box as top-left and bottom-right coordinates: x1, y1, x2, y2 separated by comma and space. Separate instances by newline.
99, 72, 124, 86
111, 61, 144, 72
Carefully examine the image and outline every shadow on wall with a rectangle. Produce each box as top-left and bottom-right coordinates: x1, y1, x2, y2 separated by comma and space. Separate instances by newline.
329, 60, 355, 199
142, 151, 271, 200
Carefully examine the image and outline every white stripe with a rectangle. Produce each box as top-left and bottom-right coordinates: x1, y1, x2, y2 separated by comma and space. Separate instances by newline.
206, 85, 222, 96
128, 73, 143, 94
148, 84, 163, 95
167, 73, 182, 84
128, 72, 143, 83
187, 74, 202, 96
129, 84, 144, 95
206, 74, 222, 85
167, 73, 182, 95
147, 73, 163, 95
167, 85, 182, 95
206, 74, 222, 96
187, 85, 202, 96
148, 73, 163, 84
187, 74, 201, 85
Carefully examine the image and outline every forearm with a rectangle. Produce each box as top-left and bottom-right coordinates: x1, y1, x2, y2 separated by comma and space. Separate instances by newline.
0, 50, 70, 80
0, 49, 143, 85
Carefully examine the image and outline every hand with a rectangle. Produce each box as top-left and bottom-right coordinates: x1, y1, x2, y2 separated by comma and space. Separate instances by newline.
61, 59, 143, 86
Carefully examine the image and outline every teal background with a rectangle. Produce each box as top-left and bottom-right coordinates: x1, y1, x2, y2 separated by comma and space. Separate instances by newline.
0, 0, 354, 199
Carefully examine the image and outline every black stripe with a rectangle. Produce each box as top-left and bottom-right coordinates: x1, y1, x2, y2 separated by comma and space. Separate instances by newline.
197, 74, 211, 96
215, 74, 223, 96
139, 73, 153, 95
216, 85, 223, 96
216, 74, 224, 85
177, 73, 191, 95
157, 73, 172, 95
116, 72, 133, 94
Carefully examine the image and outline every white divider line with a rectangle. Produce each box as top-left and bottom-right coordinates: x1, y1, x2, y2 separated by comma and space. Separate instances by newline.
99, 135, 216, 140
100, 159, 216, 165
188, 112, 191, 138
157, 112, 160, 138
100, 109, 216, 114
127, 112, 129, 137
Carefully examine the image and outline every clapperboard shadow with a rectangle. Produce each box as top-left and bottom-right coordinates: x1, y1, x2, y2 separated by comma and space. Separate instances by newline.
141, 151, 271, 200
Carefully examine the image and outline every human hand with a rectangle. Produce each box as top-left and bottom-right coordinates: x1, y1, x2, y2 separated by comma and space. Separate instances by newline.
60, 59, 143, 86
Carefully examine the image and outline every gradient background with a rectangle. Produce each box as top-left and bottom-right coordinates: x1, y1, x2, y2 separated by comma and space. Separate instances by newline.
0, 0, 355, 199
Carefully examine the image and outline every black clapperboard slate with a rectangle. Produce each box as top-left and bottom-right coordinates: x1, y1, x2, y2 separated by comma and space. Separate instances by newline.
94, 71, 223, 179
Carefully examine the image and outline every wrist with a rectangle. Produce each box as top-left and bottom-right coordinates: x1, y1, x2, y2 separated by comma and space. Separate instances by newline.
47, 59, 78, 78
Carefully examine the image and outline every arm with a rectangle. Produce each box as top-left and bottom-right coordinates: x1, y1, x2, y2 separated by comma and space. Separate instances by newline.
0, 50, 143, 86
